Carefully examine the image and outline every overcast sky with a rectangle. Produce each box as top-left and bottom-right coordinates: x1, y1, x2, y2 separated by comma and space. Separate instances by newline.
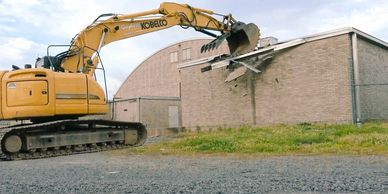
0, 0, 387, 98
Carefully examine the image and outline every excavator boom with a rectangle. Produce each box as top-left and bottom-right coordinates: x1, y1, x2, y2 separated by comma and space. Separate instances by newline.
58, 2, 260, 75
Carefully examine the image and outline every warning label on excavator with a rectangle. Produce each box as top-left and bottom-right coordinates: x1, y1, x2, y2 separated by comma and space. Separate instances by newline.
121, 23, 141, 31
140, 19, 168, 30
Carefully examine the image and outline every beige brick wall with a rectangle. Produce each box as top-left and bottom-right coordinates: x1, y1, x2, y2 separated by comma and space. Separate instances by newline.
180, 34, 354, 129
357, 38, 388, 120
254, 35, 353, 125
180, 65, 252, 128
114, 34, 388, 129
115, 39, 229, 99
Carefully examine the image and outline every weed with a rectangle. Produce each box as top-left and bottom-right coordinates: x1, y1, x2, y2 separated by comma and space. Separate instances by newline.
126, 122, 388, 155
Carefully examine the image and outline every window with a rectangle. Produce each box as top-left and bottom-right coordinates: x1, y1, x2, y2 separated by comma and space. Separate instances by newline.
182, 48, 191, 61
170, 51, 178, 63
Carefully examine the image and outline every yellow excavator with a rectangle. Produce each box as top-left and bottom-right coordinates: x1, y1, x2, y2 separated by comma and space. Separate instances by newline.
0, 2, 260, 160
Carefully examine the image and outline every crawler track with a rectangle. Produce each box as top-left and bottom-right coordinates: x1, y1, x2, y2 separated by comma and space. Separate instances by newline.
0, 119, 147, 160
0, 141, 141, 161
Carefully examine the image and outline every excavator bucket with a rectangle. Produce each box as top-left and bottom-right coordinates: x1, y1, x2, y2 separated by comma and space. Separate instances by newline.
227, 22, 260, 55
201, 22, 260, 56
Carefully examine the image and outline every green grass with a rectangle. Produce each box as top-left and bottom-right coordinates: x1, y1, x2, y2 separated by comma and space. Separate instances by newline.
122, 122, 388, 156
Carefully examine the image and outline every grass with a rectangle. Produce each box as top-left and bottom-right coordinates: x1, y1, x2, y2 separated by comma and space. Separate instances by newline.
121, 122, 388, 156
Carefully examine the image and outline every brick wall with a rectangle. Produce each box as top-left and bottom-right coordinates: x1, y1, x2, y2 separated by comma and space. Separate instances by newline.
254, 35, 353, 125
357, 38, 388, 120
115, 39, 229, 99
180, 34, 354, 129
180, 64, 252, 128
112, 32, 388, 130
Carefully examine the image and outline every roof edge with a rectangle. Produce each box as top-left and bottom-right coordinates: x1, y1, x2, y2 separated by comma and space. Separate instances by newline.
352, 27, 388, 48
114, 38, 213, 97
286, 27, 388, 48
177, 27, 388, 69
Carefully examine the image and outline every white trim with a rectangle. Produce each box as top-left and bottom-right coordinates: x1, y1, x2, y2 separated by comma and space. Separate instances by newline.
352, 28, 388, 48
179, 38, 306, 70
177, 54, 224, 69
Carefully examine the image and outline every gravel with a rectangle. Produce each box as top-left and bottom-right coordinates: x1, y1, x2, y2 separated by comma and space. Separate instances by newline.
0, 152, 387, 193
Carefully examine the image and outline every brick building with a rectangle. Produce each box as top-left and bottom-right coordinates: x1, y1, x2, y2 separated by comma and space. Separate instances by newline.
113, 39, 229, 134
114, 27, 388, 131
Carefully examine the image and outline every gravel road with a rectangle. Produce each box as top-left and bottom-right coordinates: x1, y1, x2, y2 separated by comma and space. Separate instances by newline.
0, 151, 387, 193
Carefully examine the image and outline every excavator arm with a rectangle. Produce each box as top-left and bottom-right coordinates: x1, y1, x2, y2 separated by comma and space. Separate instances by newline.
58, 2, 260, 75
